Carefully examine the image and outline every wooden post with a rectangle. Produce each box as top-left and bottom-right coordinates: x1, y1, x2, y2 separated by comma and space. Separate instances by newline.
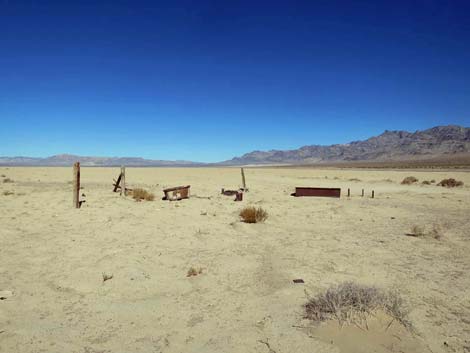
361, 189, 364, 197
347, 188, 350, 197
241, 168, 246, 190
372, 190, 375, 198
73, 162, 80, 208
120, 166, 126, 196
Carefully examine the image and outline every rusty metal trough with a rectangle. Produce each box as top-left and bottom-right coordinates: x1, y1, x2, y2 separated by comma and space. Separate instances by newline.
292, 187, 341, 198
163, 185, 190, 201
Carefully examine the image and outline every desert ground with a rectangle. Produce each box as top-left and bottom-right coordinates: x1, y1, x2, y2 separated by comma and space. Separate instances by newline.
1, 166, 470, 353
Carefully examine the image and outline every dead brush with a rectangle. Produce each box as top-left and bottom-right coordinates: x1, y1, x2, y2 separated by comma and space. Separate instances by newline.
401, 176, 418, 185
304, 282, 411, 330
407, 224, 442, 239
2, 191, 14, 196
132, 188, 155, 201
187, 266, 203, 277
3, 178, 14, 183
239, 206, 268, 223
437, 178, 464, 188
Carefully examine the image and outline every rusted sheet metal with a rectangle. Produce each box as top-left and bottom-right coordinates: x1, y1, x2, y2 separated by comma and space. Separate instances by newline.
293, 187, 341, 198
234, 192, 243, 201
163, 185, 190, 201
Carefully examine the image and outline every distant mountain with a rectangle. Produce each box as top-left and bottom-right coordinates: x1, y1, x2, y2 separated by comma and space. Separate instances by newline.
2, 125, 469, 166
221, 125, 470, 165
0, 154, 203, 167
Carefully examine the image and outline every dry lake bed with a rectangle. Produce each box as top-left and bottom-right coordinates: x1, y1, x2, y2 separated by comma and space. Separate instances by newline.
1, 167, 469, 353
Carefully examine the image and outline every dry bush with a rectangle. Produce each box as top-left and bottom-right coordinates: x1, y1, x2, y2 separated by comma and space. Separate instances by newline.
239, 206, 268, 223
437, 178, 464, 188
132, 188, 155, 201
2, 191, 14, 196
430, 179, 436, 183
102, 272, 113, 282
408, 224, 442, 239
3, 178, 13, 183
401, 176, 418, 185
304, 282, 411, 329
187, 267, 203, 277
421, 180, 431, 185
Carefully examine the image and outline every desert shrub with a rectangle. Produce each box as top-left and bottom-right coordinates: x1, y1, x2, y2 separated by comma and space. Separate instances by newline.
430, 179, 436, 183
3, 178, 13, 183
348, 178, 361, 182
304, 282, 410, 329
437, 178, 463, 188
407, 224, 442, 239
421, 180, 431, 185
132, 188, 155, 201
401, 176, 418, 185
187, 267, 203, 277
239, 206, 268, 223
3, 191, 14, 196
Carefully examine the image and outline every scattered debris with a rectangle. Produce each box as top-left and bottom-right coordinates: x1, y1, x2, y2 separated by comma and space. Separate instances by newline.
406, 224, 443, 239
221, 188, 239, 196
293, 279, 305, 284
163, 185, 190, 201
234, 191, 243, 201
291, 187, 341, 198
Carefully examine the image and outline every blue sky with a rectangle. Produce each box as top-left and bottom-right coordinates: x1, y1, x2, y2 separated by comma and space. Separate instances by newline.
1, 0, 470, 162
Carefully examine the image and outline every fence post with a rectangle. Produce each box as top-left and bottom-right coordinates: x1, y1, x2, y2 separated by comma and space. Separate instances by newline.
121, 166, 126, 196
73, 162, 80, 208
241, 168, 246, 190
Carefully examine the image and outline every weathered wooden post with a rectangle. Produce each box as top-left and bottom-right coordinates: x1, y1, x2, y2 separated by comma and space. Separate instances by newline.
372, 190, 375, 198
361, 189, 364, 197
120, 166, 126, 196
73, 162, 80, 208
347, 188, 350, 197
241, 168, 246, 190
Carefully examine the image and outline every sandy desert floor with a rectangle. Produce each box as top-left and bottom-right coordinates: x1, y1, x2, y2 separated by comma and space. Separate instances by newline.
1, 167, 470, 353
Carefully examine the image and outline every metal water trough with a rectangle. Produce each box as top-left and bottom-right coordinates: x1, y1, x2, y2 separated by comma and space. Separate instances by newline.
292, 187, 341, 198
163, 185, 190, 201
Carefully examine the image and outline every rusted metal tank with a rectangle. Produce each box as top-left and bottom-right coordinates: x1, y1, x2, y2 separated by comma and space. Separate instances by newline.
292, 187, 341, 198
163, 185, 190, 201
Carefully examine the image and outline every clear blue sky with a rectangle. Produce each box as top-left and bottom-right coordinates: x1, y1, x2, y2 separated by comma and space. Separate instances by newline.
1, 0, 469, 162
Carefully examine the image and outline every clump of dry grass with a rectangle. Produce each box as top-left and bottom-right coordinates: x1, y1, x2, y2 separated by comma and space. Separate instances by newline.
304, 282, 411, 329
3, 178, 14, 183
132, 188, 155, 201
421, 180, 431, 185
407, 224, 442, 239
401, 176, 418, 185
239, 206, 268, 223
102, 272, 113, 282
187, 267, 203, 277
437, 178, 464, 188
2, 191, 14, 196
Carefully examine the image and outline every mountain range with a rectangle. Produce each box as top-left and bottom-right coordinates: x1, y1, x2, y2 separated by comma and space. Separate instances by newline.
1, 125, 469, 166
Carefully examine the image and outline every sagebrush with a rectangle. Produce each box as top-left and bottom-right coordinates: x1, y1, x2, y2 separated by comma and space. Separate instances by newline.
437, 178, 463, 188
304, 282, 411, 329
401, 176, 418, 185
132, 188, 155, 201
239, 206, 268, 223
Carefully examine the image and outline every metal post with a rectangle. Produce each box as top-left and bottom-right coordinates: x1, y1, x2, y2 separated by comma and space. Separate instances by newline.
73, 162, 80, 208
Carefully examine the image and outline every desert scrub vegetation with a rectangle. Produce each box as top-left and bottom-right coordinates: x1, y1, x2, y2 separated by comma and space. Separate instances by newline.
304, 282, 411, 329
3, 178, 13, 183
401, 176, 418, 185
131, 188, 155, 201
421, 180, 431, 185
437, 178, 464, 187
2, 191, 14, 196
407, 224, 443, 239
239, 206, 268, 223
187, 266, 203, 277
